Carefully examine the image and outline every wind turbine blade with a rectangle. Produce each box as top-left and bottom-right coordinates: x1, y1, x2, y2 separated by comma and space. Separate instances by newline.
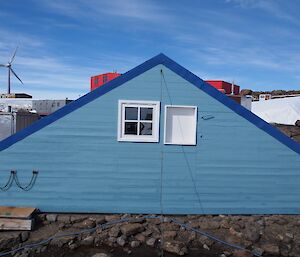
10, 67, 23, 84
0, 64, 6, 67
10, 46, 19, 63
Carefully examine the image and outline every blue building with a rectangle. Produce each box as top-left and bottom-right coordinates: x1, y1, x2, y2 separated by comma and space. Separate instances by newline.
0, 54, 299, 214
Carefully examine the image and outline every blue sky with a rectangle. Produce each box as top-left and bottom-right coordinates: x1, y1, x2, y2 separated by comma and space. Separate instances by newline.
0, 0, 299, 99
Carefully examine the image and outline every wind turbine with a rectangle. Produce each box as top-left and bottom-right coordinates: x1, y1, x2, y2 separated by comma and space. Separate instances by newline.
0, 47, 23, 94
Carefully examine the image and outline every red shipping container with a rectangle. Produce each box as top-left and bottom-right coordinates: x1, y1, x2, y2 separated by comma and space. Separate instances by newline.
90, 72, 121, 91
205, 80, 240, 95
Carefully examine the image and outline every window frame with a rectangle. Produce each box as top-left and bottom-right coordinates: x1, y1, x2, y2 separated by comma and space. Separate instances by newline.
118, 100, 160, 142
164, 105, 198, 146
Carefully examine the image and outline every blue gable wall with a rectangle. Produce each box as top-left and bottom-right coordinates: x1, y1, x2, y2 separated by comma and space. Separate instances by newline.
0, 55, 299, 214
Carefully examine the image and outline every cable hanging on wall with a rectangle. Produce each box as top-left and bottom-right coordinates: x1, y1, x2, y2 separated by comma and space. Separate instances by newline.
0, 170, 38, 191
13, 170, 38, 191
0, 171, 14, 191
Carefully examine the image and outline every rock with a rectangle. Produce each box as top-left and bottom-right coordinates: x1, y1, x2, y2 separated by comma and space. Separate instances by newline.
233, 250, 253, 257
21, 232, 30, 242
261, 243, 280, 256
163, 241, 188, 256
95, 216, 106, 225
203, 244, 210, 250
130, 240, 140, 248
81, 236, 94, 246
146, 238, 156, 247
57, 215, 71, 223
296, 120, 300, 127
243, 225, 260, 242
142, 230, 152, 236
162, 231, 177, 240
68, 243, 79, 250
161, 222, 180, 231
70, 215, 88, 223
117, 236, 126, 247
107, 237, 117, 247
105, 215, 121, 222
198, 220, 220, 230
108, 226, 120, 237
198, 235, 214, 247
252, 247, 263, 256
240, 89, 253, 96
50, 235, 74, 247
73, 218, 96, 229
0, 233, 21, 250
135, 233, 146, 243
280, 244, 292, 257
46, 214, 57, 222
120, 223, 144, 236
18, 253, 29, 257
91, 253, 110, 257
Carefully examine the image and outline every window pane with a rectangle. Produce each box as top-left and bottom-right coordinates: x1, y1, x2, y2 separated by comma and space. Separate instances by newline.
125, 122, 138, 135
140, 122, 152, 135
140, 108, 153, 120
125, 107, 138, 120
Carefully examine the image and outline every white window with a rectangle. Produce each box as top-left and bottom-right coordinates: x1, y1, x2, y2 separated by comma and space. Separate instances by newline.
164, 105, 197, 145
118, 100, 160, 142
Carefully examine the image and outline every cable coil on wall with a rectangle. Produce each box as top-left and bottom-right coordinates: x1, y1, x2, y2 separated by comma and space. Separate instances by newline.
0, 170, 38, 191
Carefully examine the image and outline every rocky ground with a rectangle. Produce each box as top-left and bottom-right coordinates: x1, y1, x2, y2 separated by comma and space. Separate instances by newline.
1, 214, 300, 257
274, 123, 300, 144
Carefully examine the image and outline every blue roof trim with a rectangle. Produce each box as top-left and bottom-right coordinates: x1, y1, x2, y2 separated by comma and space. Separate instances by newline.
0, 53, 299, 155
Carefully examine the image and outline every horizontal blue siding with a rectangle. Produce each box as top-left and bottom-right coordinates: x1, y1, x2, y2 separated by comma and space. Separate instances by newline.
0, 64, 299, 214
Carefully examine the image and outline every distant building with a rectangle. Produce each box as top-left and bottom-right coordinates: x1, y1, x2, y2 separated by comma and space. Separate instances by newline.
205, 80, 240, 95
0, 93, 32, 99
0, 111, 40, 141
0, 98, 72, 115
259, 94, 272, 101
205, 80, 252, 111
32, 99, 73, 116
252, 96, 300, 125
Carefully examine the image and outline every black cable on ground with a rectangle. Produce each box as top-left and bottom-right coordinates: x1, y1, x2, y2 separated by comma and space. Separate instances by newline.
0, 215, 263, 257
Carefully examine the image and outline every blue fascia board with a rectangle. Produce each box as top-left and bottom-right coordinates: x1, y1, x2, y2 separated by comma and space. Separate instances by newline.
0, 53, 299, 155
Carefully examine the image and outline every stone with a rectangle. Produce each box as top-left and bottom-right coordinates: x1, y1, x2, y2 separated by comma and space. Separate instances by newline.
296, 120, 300, 127
73, 218, 96, 229
57, 215, 71, 223
117, 236, 126, 247
203, 244, 210, 250
70, 215, 88, 223
108, 226, 120, 237
252, 247, 263, 256
163, 241, 188, 256
46, 214, 57, 222
50, 235, 74, 247
142, 230, 152, 236
198, 235, 214, 247
105, 215, 121, 222
91, 254, 110, 257
130, 240, 140, 248
81, 236, 94, 246
243, 226, 260, 242
233, 250, 253, 257
280, 244, 292, 257
120, 223, 144, 236
146, 238, 156, 247
95, 216, 106, 225
161, 222, 180, 231
162, 231, 177, 240
135, 233, 146, 242
261, 243, 280, 256
68, 243, 79, 250
21, 232, 30, 242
